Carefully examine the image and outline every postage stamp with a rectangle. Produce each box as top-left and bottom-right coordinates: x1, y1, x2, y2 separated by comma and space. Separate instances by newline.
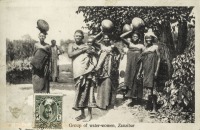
33, 94, 63, 129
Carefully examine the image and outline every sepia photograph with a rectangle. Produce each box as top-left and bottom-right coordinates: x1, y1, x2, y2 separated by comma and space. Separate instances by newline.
0, 0, 199, 130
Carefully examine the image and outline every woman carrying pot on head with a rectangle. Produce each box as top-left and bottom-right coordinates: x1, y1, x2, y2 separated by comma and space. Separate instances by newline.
120, 30, 145, 107
92, 28, 120, 110
137, 30, 161, 114
68, 30, 97, 122
31, 20, 51, 93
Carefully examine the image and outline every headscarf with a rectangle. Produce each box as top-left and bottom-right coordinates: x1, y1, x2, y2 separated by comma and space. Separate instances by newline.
144, 28, 157, 39
144, 29, 157, 44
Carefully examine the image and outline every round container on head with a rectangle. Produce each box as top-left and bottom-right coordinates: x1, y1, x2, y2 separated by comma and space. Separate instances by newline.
122, 24, 133, 33
131, 17, 145, 30
37, 19, 49, 34
101, 19, 114, 33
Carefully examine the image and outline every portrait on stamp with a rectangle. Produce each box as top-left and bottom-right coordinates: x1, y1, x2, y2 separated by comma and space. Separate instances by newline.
34, 94, 63, 129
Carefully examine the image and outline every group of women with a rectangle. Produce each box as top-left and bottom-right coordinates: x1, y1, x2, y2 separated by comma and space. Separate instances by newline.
67, 23, 161, 122
31, 19, 160, 122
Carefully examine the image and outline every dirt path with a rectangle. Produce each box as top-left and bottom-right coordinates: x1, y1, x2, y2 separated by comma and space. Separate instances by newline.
6, 83, 160, 128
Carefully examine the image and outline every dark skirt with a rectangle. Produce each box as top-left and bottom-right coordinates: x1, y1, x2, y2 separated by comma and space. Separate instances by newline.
124, 49, 141, 98
32, 68, 50, 93
140, 51, 158, 100
141, 52, 157, 88
96, 78, 116, 109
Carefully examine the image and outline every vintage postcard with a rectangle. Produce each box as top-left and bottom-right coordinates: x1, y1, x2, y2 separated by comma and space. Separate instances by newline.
0, 0, 199, 130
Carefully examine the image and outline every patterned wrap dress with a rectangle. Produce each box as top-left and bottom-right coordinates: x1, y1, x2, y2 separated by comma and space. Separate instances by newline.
96, 44, 119, 110
71, 43, 97, 110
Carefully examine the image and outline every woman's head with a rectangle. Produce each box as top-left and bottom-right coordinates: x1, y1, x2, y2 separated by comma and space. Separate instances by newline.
145, 35, 153, 45
131, 31, 140, 43
103, 34, 110, 44
144, 29, 157, 45
38, 33, 46, 42
74, 30, 84, 44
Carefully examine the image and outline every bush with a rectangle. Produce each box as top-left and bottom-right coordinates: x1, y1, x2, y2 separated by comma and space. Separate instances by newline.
6, 58, 32, 84
6, 35, 37, 62
156, 27, 195, 123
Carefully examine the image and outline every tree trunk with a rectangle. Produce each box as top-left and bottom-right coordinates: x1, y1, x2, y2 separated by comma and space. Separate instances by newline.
177, 20, 188, 55
161, 21, 176, 58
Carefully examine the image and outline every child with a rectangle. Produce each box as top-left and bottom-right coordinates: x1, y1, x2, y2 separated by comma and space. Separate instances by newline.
68, 30, 97, 122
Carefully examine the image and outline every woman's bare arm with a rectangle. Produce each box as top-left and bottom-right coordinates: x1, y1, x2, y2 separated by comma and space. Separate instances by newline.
68, 43, 87, 58
93, 31, 103, 46
155, 45, 161, 76
137, 62, 143, 79
93, 31, 103, 41
120, 31, 132, 47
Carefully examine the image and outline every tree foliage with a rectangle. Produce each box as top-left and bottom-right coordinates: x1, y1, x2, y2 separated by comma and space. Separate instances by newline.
77, 6, 193, 38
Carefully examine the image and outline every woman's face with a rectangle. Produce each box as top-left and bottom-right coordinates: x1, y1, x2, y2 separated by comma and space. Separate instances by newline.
132, 33, 139, 42
74, 32, 83, 43
38, 33, 46, 42
103, 35, 110, 44
145, 36, 153, 45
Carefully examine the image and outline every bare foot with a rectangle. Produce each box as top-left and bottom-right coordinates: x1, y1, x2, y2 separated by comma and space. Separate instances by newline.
83, 115, 92, 122
150, 109, 156, 114
75, 115, 86, 121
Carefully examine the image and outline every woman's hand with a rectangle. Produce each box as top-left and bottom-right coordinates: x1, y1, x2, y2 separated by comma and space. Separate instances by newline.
123, 47, 128, 53
81, 46, 90, 52
100, 26, 103, 32
137, 73, 141, 80
86, 48, 95, 54
154, 72, 158, 79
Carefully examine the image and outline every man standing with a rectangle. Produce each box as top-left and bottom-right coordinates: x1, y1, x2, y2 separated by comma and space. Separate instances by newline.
50, 40, 61, 82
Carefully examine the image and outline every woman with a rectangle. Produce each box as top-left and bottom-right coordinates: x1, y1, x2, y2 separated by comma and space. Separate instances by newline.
120, 30, 144, 106
31, 32, 51, 93
68, 30, 97, 122
94, 33, 120, 110
137, 31, 160, 113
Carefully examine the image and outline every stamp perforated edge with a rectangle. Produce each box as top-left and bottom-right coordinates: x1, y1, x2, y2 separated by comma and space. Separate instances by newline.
33, 93, 64, 129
